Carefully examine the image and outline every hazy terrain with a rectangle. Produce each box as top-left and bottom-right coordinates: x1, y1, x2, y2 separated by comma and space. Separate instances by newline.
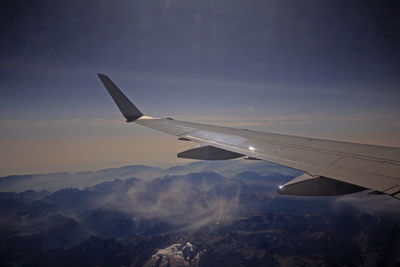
0, 161, 399, 266
0, 160, 300, 192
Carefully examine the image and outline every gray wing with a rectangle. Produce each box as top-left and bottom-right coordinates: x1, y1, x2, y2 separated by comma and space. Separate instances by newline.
98, 74, 400, 199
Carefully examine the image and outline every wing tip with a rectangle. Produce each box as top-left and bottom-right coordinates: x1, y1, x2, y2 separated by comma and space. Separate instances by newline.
97, 73, 143, 122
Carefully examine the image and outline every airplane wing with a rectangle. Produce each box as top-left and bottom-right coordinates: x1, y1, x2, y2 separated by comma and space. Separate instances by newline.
98, 74, 400, 199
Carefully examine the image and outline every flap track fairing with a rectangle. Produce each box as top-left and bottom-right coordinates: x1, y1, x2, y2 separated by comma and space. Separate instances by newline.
178, 146, 244, 160
278, 173, 366, 196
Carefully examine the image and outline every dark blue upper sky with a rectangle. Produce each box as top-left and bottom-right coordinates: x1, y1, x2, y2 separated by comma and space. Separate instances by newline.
1, 0, 399, 175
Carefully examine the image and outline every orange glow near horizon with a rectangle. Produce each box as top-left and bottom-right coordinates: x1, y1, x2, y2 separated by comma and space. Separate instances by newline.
0, 135, 195, 176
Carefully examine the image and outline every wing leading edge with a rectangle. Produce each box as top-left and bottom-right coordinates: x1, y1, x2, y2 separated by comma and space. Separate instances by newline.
98, 74, 400, 199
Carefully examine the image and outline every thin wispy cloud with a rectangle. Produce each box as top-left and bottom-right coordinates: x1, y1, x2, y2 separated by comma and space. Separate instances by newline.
99, 175, 241, 230
332, 193, 400, 215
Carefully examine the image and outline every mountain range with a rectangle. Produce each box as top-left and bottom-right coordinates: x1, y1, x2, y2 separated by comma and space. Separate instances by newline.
0, 162, 399, 266
0, 160, 299, 192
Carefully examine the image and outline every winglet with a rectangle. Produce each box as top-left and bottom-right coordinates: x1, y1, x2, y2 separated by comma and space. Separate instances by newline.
98, 73, 143, 122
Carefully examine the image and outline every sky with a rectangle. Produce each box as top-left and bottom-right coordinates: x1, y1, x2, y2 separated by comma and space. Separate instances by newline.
1, 0, 400, 176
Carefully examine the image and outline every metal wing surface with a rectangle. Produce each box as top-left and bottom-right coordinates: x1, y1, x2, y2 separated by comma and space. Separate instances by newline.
98, 74, 400, 199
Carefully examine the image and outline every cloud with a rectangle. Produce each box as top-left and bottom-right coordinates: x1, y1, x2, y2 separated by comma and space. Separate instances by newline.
0, 118, 119, 129
100, 176, 241, 230
332, 192, 400, 215
2, 61, 389, 98
192, 113, 400, 127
